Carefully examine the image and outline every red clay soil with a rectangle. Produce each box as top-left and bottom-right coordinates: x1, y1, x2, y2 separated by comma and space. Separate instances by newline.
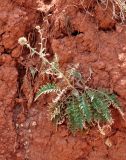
0, 0, 126, 160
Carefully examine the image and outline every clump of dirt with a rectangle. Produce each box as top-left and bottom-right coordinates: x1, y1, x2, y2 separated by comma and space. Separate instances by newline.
0, 0, 126, 159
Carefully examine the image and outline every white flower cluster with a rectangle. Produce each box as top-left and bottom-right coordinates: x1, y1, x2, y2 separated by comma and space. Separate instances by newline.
18, 37, 28, 46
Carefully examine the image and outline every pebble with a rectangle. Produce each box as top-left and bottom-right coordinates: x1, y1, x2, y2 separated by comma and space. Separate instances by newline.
31, 121, 37, 127
105, 138, 112, 147
20, 123, 24, 127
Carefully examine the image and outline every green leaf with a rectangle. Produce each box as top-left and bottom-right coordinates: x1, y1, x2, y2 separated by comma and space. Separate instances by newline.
94, 98, 111, 122
86, 90, 111, 122
66, 100, 84, 133
106, 94, 124, 117
92, 89, 124, 118
79, 95, 91, 123
34, 83, 57, 101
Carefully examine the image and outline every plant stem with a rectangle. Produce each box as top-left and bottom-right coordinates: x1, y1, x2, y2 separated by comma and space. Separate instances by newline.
42, 56, 74, 89
26, 43, 74, 89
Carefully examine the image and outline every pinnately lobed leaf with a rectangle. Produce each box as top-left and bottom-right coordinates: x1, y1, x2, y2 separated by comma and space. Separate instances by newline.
67, 100, 84, 133
86, 89, 112, 122
34, 83, 58, 101
79, 95, 91, 123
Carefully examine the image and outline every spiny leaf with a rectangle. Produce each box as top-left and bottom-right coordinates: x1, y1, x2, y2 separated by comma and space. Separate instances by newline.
86, 90, 112, 122
94, 98, 111, 122
49, 104, 61, 122
53, 87, 68, 103
79, 95, 91, 123
106, 93, 124, 117
91, 89, 124, 117
93, 112, 106, 122
34, 83, 58, 101
66, 100, 84, 133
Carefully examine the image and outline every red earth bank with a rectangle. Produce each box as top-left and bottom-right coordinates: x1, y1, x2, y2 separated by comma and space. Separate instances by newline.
0, 0, 126, 159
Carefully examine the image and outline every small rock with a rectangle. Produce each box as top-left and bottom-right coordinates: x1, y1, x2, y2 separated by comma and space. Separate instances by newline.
16, 123, 19, 128
20, 123, 24, 127
31, 121, 37, 127
24, 141, 29, 146
118, 53, 126, 62
105, 138, 112, 147
28, 129, 32, 133
122, 46, 126, 51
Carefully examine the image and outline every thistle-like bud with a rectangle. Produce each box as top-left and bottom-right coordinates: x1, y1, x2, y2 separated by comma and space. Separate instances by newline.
18, 37, 28, 46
